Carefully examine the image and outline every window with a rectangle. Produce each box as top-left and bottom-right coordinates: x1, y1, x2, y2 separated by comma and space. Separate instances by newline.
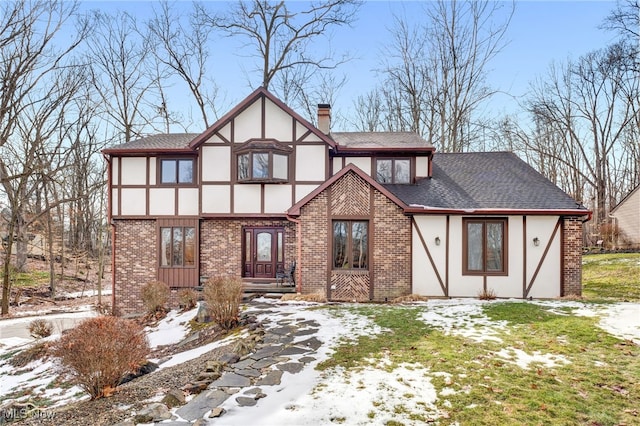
375, 158, 411, 184
238, 152, 288, 181
463, 218, 507, 275
333, 221, 368, 269
160, 227, 196, 267
160, 159, 194, 184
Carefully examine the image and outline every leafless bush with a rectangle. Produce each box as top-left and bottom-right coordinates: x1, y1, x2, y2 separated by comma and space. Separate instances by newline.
178, 288, 198, 311
478, 287, 497, 300
391, 294, 429, 303
280, 292, 327, 303
52, 316, 150, 399
203, 276, 243, 330
28, 319, 53, 338
140, 281, 170, 314
10, 342, 50, 368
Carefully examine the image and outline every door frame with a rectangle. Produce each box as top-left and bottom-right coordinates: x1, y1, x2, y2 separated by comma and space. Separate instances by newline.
242, 226, 285, 279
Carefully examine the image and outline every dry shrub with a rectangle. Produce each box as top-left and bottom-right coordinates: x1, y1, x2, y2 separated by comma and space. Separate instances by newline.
203, 276, 243, 330
478, 287, 497, 300
280, 292, 327, 303
178, 288, 198, 311
140, 281, 170, 314
10, 341, 50, 368
391, 294, 429, 303
52, 316, 150, 399
28, 319, 53, 338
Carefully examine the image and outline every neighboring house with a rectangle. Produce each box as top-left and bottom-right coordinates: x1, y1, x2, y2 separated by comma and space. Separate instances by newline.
102, 88, 591, 315
610, 184, 640, 247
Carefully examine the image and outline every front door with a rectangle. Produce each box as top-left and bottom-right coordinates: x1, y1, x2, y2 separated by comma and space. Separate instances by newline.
243, 227, 285, 278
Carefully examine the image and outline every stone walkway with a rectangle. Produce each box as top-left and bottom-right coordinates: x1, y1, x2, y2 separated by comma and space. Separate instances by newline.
120, 300, 323, 425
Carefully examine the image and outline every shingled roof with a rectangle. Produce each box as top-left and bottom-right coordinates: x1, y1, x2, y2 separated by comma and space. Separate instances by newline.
331, 132, 432, 149
385, 152, 587, 211
103, 133, 198, 153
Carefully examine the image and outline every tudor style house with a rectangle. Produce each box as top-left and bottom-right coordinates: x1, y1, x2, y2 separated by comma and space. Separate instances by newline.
103, 87, 591, 315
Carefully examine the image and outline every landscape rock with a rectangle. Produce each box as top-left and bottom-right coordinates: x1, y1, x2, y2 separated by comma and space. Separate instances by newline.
236, 396, 258, 407
219, 352, 240, 364
133, 402, 172, 423
162, 388, 186, 408
209, 407, 226, 418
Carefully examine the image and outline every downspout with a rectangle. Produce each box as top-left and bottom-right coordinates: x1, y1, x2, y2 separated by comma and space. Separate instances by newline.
102, 152, 116, 315
286, 214, 302, 294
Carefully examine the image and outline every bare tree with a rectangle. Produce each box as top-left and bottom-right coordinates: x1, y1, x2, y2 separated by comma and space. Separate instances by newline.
146, 1, 220, 129
0, 0, 88, 315
373, 1, 512, 150
85, 10, 157, 143
198, 0, 361, 90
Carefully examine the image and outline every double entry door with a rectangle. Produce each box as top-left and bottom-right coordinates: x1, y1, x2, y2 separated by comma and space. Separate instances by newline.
242, 227, 285, 279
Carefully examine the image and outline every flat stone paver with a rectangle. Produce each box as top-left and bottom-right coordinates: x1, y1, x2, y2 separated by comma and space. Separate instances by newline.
255, 370, 284, 386
176, 389, 229, 421
210, 372, 251, 388
277, 362, 304, 374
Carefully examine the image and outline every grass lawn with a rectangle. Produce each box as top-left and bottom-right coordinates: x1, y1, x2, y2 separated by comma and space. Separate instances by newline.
318, 303, 640, 425
582, 252, 640, 300
317, 252, 640, 425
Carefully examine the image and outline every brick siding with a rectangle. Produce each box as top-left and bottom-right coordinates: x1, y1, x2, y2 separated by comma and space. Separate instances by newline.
372, 190, 411, 301
297, 171, 412, 301
113, 218, 295, 316
113, 219, 157, 316
562, 216, 583, 296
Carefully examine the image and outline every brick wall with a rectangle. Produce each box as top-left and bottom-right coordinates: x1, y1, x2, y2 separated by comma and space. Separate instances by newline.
113, 219, 157, 316
562, 216, 583, 296
372, 190, 412, 301
297, 170, 412, 301
299, 192, 329, 296
199, 219, 296, 280
114, 218, 296, 315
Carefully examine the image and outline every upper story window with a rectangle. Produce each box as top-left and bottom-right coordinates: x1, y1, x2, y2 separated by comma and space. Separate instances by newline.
236, 139, 292, 183
463, 218, 507, 275
160, 159, 194, 184
376, 158, 411, 184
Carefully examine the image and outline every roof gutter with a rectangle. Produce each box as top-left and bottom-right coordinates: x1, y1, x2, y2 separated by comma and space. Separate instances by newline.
404, 205, 592, 220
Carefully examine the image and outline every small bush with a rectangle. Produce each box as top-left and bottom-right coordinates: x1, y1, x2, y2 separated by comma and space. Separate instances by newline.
478, 287, 497, 300
52, 316, 150, 399
202, 276, 243, 330
140, 281, 170, 314
391, 294, 429, 303
10, 341, 50, 367
178, 288, 198, 311
280, 292, 327, 303
28, 319, 53, 338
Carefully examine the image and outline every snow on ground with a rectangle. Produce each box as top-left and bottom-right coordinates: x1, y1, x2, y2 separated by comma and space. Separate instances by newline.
494, 347, 571, 370
0, 297, 639, 423
145, 307, 198, 349
533, 300, 640, 345
418, 298, 509, 343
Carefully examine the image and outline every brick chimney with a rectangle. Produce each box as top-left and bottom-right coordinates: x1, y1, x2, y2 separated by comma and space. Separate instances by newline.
317, 104, 331, 134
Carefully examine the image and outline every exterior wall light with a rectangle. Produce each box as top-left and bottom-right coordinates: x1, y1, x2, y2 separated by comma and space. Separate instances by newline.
533, 237, 540, 246
435, 236, 441, 246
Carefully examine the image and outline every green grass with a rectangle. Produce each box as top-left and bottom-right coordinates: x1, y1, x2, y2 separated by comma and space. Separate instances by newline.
0, 269, 51, 288
317, 302, 640, 425
582, 253, 640, 300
